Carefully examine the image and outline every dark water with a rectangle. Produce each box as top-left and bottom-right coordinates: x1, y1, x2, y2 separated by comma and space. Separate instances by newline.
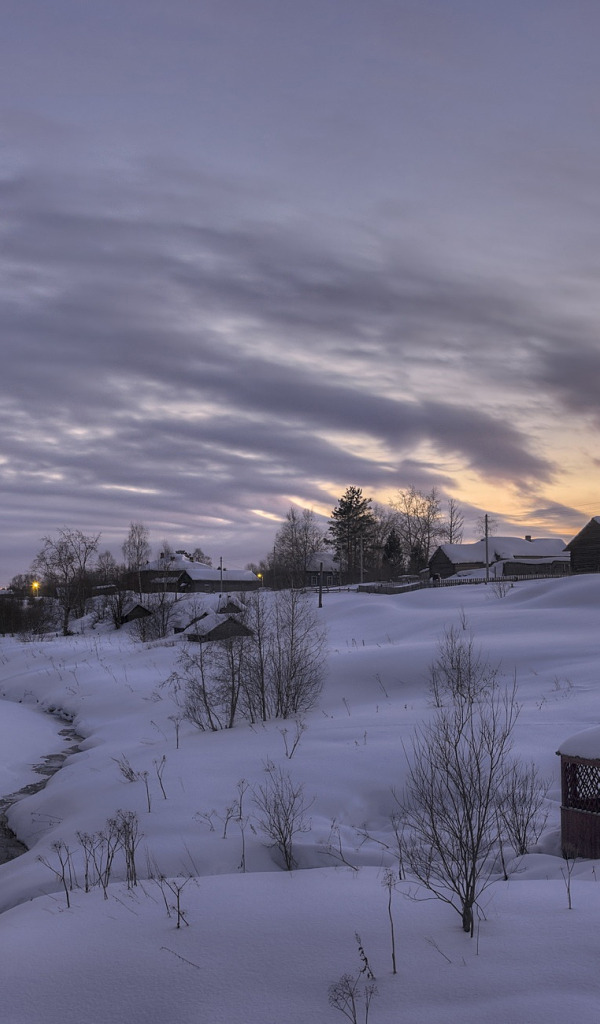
0, 726, 82, 864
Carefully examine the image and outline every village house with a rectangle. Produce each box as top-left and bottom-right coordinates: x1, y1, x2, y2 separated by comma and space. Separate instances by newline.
304, 551, 341, 588
126, 554, 260, 594
428, 536, 570, 580
565, 517, 600, 574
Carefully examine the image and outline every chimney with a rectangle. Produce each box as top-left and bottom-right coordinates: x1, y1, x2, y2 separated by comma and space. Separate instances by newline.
525, 535, 532, 542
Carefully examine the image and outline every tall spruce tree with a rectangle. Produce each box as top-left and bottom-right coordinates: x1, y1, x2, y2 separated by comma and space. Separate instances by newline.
328, 486, 376, 583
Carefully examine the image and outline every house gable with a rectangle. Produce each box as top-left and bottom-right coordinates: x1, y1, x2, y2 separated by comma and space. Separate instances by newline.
565, 518, 600, 574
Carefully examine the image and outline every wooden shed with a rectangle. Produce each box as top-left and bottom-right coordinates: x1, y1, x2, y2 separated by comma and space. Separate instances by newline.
120, 602, 152, 625
180, 612, 254, 645
557, 726, 600, 857
565, 517, 600, 574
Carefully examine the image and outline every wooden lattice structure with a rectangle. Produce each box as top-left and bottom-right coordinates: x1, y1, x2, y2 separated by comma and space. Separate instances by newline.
557, 728, 600, 858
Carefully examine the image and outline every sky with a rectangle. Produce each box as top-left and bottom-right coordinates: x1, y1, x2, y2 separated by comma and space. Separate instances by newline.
2, 0, 600, 585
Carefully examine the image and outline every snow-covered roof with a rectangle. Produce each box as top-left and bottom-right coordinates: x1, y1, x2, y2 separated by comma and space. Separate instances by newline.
146, 554, 258, 583
181, 611, 252, 640
182, 611, 226, 636
436, 537, 567, 564
306, 551, 339, 572
557, 726, 600, 759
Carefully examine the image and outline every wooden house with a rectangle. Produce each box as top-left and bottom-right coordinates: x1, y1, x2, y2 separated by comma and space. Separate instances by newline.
565, 518, 600, 574
557, 727, 600, 857
127, 555, 260, 594
305, 552, 341, 588
428, 536, 569, 580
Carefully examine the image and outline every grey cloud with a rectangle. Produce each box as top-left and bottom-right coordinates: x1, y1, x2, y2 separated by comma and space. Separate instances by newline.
0, 160, 590, 581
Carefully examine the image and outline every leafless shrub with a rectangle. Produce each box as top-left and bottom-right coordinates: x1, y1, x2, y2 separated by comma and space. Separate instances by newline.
328, 939, 377, 1024
328, 974, 378, 1024
154, 755, 168, 800
131, 591, 178, 642
355, 932, 375, 981
242, 590, 326, 722
490, 578, 512, 599
94, 816, 123, 898
253, 764, 312, 870
38, 840, 77, 908
403, 673, 519, 935
236, 778, 250, 873
279, 717, 307, 758
322, 819, 359, 872
153, 874, 193, 928
496, 759, 550, 855
382, 869, 397, 975
164, 591, 326, 731
113, 754, 153, 811
76, 830, 105, 892
114, 810, 142, 888
168, 642, 242, 731
561, 845, 577, 910
356, 810, 406, 881
168, 712, 184, 748
114, 754, 138, 782
429, 623, 499, 708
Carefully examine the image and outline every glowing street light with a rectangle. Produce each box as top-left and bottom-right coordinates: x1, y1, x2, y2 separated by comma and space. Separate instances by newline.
32, 581, 40, 598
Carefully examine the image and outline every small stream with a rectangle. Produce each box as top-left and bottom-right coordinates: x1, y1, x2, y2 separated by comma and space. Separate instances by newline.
0, 724, 82, 864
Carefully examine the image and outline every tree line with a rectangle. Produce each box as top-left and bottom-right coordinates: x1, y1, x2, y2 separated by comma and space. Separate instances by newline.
2, 484, 466, 635
255, 485, 465, 587
3, 523, 213, 637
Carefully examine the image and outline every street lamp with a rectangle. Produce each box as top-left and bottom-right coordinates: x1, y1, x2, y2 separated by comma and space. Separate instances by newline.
257, 573, 264, 587
32, 581, 40, 598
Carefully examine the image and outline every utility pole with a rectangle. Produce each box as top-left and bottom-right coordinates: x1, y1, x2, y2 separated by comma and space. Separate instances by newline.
484, 514, 490, 584
318, 561, 323, 608
219, 555, 223, 594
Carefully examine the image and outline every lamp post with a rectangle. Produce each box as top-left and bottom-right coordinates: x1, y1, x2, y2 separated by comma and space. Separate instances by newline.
32, 581, 40, 599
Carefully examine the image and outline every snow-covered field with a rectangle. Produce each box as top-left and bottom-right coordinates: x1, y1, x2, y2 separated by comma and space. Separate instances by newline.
1, 577, 599, 1024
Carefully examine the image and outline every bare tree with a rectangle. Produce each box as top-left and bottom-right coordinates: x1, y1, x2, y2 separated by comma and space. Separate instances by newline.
147, 590, 178, 640
241, 589, 274, 723
402, 675, 520, 935
122, 522, 151, 593
496, 760, 550, 856
95, 550, 120, 585
253, 764, 312, 870
439, 497, 465, 544
390, 486, 442, 572
370, 503, 401, 579
166, 590, 326, 729
38, 840, 76, 908
190, 547, 212, 565
106, 573, 130, 630
268, 589, 326, 718
32, 527, 100, 634
273, 506, 326, 588
476, 513, 499, 538
169, 637, 246, 731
